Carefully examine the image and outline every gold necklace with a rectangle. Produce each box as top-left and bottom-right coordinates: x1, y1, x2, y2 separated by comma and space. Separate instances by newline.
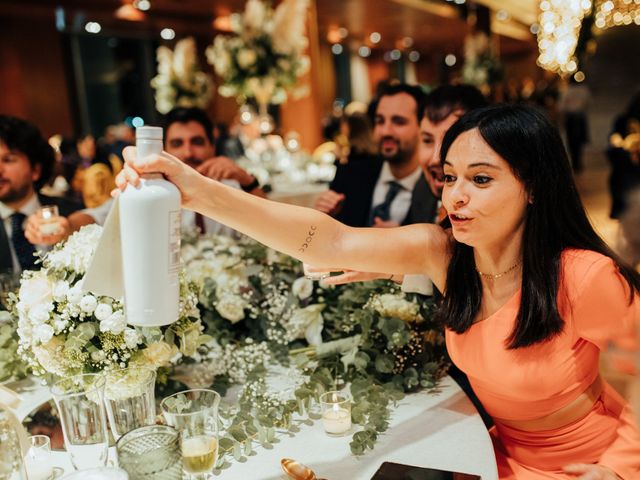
476, 260, 522, 280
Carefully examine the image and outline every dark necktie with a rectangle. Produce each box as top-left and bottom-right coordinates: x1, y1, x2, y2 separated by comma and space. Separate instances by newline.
369, 181, 403, 225
10, 213, 36, 271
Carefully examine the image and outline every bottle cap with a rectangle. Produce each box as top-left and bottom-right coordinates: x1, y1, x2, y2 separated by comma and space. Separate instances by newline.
136, 126, 163, 141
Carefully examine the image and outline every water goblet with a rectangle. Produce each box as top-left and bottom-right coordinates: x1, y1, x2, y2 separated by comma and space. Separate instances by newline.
50, 373, 109, 471
160, 389, 220, 479
104, 366, 157, 440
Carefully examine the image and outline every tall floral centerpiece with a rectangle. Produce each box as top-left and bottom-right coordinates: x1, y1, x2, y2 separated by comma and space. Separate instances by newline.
151, 37, 214, 114
206, 0, 311, 116
10, 225, 208, 380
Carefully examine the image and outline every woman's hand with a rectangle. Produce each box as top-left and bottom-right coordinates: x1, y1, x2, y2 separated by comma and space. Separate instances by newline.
563, 464, 621, 479
319, 269, 403, 286
115, 147, 208, 210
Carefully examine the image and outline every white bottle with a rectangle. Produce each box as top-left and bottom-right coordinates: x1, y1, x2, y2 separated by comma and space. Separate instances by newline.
119, 126, 181, 327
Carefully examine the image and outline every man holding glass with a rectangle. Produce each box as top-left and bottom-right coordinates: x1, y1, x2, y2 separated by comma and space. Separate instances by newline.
0, 115, 82, 274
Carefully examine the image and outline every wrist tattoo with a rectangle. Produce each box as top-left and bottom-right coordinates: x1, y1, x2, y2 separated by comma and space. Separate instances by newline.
298, 225, 317, 253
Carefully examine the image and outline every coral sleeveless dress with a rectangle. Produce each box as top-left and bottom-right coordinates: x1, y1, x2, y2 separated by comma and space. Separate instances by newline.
446, 249, 640, 479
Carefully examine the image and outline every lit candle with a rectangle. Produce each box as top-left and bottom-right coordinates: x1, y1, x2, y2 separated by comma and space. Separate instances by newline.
320, 391, 352, 436
322, 404, 351, 435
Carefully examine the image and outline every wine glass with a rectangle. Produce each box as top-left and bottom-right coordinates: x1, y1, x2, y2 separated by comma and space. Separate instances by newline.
160, 389, 220, 479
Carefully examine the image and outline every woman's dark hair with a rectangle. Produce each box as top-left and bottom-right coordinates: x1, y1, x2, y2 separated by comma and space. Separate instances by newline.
437, 104, 640, 349
345, 112, 376, 155
0, 115, 54, 189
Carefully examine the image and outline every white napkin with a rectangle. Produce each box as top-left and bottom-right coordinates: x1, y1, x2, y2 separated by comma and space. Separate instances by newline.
83, 196, 124, 300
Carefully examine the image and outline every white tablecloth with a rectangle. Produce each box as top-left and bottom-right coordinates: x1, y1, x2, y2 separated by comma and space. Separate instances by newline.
15, 376, 498, 479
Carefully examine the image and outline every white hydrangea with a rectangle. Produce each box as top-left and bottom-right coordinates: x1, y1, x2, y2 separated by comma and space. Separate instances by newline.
124, 328, 142, 349
100, 311, 126, 335
52, 280, 70, 301
34, 324, 54, 344
18, 274, 52, 308
291, 277, 313, 300
28, 303, 53, 325
80, 295, 98, 314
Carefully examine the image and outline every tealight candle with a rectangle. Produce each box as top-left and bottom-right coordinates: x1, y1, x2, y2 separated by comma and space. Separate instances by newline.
302, 263, 330, 281
320, 391, 351, 436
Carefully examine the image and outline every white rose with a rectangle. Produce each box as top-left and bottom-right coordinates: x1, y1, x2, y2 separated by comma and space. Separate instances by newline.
80, 295, 98, 314
124, 328, 142, 349
100, 311, 126, 335
67, 286, 83, 304
28, 303, 53, 325
94, 303, 113, 321
292, 277, 313, 300
237, 49, 257, 69
35, 324, 54, 344
216, 295, 246, 324
52, 281, 70, 301
19, 275, 52, 307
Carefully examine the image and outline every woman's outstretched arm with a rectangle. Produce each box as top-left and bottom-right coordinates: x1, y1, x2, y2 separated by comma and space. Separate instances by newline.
116, 147, 451, 284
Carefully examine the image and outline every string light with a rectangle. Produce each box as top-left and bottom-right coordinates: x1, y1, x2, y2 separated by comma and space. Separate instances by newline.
536, 0, 592, 75
593, 0, 640, 28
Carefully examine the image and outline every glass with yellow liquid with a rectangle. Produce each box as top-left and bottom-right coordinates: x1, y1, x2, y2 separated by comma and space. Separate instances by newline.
160, 389, 220, 479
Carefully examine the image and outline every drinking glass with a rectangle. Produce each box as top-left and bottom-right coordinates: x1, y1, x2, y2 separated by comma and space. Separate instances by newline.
50, 373, 108, 470
37, 205, 62, 235
104, 366, 157, 440
116, 425, 182, 480
160, 389, 220, 479
24, 435, 54, 480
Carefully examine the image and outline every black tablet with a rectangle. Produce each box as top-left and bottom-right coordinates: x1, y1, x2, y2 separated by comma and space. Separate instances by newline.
370, 462, 482, 480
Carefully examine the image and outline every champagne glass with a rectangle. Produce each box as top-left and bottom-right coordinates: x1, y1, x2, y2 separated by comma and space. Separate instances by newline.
37, 205, 62, 235
50, 373, 109, 471
160, 389, 220, 479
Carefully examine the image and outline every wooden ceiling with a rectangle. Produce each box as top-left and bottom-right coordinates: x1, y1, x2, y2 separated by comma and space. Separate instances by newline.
0, 0, 537, 56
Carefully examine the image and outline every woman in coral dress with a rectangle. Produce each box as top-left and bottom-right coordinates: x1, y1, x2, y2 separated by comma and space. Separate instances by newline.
117, 104, 640, 479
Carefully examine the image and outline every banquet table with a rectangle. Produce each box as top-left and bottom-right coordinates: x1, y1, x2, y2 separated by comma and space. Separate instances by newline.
14, 375, 498, 480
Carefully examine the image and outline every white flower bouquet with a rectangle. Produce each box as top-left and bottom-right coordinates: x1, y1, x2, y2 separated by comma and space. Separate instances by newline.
206, 0, 311, 105
151, 37, 214, 114
12, 225, 208, 379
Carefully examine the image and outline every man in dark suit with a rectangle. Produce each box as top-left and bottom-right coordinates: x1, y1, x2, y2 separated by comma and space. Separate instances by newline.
315, 83, 438, 228
0, 115, 82, 274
